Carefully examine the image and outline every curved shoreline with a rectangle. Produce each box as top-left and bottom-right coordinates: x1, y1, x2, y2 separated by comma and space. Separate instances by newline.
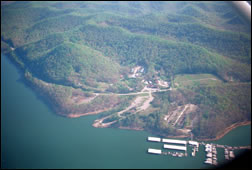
94, 120, 250, 141
61, 108, 250, 141
59, 107, 113, 118
196, 121, 251, 141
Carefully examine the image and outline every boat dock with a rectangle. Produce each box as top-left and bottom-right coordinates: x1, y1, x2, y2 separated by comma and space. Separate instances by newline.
148, 148, 162, 155
188, 141, 199, 157
204, 144, 218, 165
162, 138, 187, 145
148, 137, 161, 142
146, 136, 251, 166
163, 144, 187, 151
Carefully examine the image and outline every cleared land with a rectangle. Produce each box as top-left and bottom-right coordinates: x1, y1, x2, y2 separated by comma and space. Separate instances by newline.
174, 74, 222, 87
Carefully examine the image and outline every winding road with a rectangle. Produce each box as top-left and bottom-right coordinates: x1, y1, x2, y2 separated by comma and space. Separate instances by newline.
92, 86, 172, 128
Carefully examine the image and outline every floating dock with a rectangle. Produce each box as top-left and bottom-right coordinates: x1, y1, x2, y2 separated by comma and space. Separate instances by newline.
146, 137, 247, 166
204, 158, 213, 165
162, 138, 187, 145
188, 141, 199, 147
207, 152, 213, 158
148, 137, 161, 142
163, 144, 187, 151
148, 148, 162, 154
229, 150, 235, 158
205, 144, 212, 152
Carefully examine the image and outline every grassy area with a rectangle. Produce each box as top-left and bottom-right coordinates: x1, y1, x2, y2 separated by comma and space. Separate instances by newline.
174, 73, 223, 87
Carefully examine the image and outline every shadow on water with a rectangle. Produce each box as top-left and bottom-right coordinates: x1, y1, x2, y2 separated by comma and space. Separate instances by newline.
3, 53, 64, 119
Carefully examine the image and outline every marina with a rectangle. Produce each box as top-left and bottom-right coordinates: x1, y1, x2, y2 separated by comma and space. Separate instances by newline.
204, 144, 218, 165
147, 136, 251, 166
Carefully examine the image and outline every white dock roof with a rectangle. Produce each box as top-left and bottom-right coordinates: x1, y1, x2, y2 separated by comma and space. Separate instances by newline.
162, 138, 187, 145
163, 144, 187, 151
148, 137, 161, 142
148, 148, 162, 154
188, 141, 199, 146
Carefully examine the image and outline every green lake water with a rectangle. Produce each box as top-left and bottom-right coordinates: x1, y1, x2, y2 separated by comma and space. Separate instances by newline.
1, 53, 251, 169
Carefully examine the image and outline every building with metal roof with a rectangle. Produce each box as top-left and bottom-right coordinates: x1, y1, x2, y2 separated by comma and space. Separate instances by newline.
148, 137, 161, 142
163, 144, 187, 151
162, 138, 187, 145
148, 148, 162, 154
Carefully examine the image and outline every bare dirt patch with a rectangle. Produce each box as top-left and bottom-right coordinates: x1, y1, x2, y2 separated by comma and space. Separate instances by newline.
164, 104, 197, 127
67, 107, 113, 118
118, 95, 148, 117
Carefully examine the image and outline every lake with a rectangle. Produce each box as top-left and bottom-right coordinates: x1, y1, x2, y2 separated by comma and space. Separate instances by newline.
1, 53, 251, 169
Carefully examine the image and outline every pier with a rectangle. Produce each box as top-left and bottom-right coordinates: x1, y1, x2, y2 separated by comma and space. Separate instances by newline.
148, 148, 162, 155
204, 144, 218, 165
188, 141, 199, 157
146, 136, 251, 166
148, 137, 161, 142
163, 144, 187, 151
162, 138, 187, 145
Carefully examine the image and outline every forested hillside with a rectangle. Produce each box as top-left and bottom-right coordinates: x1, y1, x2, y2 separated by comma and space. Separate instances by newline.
1, 1, 251, 140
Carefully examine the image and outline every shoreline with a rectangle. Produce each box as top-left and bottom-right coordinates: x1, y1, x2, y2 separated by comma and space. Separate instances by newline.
59, 107, 113, 118
3, 52, 250, 141
63, 108, 250, 141
196, 121, 251, 141
90, 118, 251, 141
118, 126, 144, 131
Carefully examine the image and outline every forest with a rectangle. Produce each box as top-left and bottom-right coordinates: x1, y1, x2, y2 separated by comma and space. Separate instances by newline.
1, 1, 251, 140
